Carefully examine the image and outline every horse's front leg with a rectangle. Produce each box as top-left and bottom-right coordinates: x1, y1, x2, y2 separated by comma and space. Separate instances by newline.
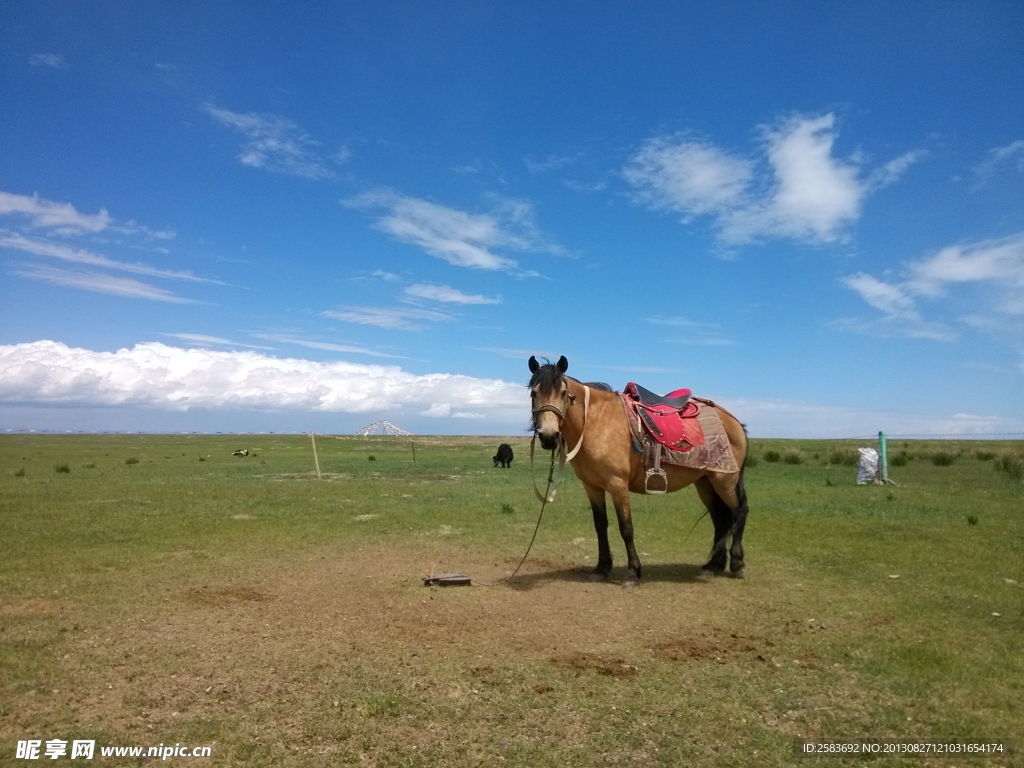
609, 484, 641, 587
583, 483, 613, 581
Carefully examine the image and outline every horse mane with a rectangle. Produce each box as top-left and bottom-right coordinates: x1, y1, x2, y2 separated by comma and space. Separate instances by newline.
528, 359, 614, 395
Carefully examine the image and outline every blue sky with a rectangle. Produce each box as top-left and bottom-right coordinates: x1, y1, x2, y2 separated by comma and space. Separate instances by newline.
2, 2, 1023, 437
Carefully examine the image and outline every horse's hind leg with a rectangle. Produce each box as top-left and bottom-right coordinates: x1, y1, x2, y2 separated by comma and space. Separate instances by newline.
583, 483, 613, 581
699, 470, 750, 577
695, 478, 730, 574
724, 469, 749, 577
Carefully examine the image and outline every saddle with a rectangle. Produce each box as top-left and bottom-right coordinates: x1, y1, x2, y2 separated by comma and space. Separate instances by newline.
622, 382, 703, 494
628, 383, 692, 410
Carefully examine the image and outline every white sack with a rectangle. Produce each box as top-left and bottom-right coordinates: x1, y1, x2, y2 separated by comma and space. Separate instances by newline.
857, 448, 878, 485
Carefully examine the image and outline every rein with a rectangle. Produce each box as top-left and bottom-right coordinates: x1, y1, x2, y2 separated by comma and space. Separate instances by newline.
530, 434, 566, 502
564, 385, 590, 461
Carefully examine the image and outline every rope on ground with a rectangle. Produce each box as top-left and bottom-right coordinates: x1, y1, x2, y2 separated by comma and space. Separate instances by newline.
470, 443, 561, 587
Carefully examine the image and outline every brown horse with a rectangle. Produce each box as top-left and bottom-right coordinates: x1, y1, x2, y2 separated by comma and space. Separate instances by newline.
529, 355, 750, 586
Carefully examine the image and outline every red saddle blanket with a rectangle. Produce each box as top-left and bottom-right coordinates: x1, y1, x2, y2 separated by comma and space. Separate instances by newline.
622, 382, 703, 451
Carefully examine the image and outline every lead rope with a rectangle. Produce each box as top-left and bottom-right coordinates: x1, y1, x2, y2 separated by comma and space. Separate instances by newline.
471, 444, 560, 587
472, 385, 587, 587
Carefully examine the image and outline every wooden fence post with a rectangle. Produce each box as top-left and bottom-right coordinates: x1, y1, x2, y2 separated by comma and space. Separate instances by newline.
310, 431, 321, 480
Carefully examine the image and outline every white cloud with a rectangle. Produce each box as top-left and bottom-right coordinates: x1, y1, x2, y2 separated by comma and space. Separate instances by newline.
564, 179, 608, 193
333, 145, 352, 164
1, 190, 199, 301
486, 195, 565, 255
116, 220, 176, 240
720, 395, 1024, 438
525, 153, 584, 173
624, 138, 752, 217
476, 347, 557, 361
2, 342, 1015, 435
162, 334, 274, 350
0, 341, 524, 419
837, 273, 955, 341
204, 104, 334, 180
828, 314, 956, 342
1, 232, 215, 283
867, 149, 927, 190
322, 305, 452, 331
421, 402, 485, 419
12, 265, 195, 303
838, 236, 1024, 341
0, 191, 111, 233
0, 189, 173, 240
972, 139, 1024, 189
404, 283, 500, 304
907, 237, 1024, 304
29, 53, 66, 69
254, 334, 404, 359
626, 113, 920, 246
646, 315, 735, 345
726, 114, 863, 244
842, 273, 917, 316
344, 190, 552, 274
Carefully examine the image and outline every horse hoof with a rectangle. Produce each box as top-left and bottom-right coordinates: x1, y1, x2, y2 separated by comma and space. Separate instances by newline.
701, 563, 725, 575
588, 571, 610, 583
731, 567, 746, 579
621, 578, 639, 590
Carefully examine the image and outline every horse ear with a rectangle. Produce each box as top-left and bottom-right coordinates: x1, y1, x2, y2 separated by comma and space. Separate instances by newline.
528, 356, 539, 374
556, 355, 568, 374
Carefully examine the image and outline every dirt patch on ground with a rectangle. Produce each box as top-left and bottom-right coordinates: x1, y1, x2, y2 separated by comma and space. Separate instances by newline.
0, 597, 64, 617
179, 585, 272, 606
652, 632, 761, 663
550, 652, 638, 677
274, 471, 353, 481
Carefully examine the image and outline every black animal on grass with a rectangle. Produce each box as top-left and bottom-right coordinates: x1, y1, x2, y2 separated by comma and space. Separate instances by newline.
493, 443, 514, 468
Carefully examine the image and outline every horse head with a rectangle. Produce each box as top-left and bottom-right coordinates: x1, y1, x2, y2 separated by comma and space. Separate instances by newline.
528, 355, 570, 451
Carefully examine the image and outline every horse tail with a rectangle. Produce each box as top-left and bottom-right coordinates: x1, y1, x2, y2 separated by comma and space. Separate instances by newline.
734, 463, 749, 516
735, 423, 749, 511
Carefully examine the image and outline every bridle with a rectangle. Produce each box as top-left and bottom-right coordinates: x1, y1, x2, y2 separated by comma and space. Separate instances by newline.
531, 379, 590, 462
529, 378, 589, 503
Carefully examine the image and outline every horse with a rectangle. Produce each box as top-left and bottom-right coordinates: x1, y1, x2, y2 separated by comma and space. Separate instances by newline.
528, 355, 750, 586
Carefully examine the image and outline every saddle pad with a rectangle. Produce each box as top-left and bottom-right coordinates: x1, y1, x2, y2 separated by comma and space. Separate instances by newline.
621, 395, 740, 474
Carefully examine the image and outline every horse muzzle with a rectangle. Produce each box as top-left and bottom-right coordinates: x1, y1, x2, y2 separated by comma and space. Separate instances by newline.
537, 430, 561, 451
532, 403, 565, 452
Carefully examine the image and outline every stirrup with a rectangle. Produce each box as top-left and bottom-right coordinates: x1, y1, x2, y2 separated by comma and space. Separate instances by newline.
644, 442, 668, 494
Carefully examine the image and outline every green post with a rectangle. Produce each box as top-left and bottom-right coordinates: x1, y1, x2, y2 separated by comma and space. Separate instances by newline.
878, 431, 889, 484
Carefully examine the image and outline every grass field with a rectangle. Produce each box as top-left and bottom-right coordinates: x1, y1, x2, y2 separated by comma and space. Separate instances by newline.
1, 434, 1022, 766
